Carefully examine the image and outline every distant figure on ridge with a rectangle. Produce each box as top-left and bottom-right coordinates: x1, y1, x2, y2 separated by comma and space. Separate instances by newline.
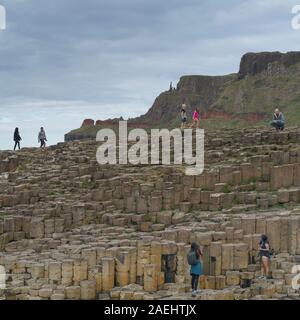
180, 104, 187, 129
13, 128, 22, 151
270, 108, 285, 131
38, 127, 47, 148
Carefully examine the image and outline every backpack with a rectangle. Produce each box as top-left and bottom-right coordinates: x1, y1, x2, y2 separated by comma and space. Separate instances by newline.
259, 241, 274, 259
187, 251, 198, 266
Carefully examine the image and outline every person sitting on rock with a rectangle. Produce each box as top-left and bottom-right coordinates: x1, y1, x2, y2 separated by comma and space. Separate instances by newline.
38, 127, 47, 148
13, 127, 22, 151
270, 108, 285, 131
187, 242, 203, 297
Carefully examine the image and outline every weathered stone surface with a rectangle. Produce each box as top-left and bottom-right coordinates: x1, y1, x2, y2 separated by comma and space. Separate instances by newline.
80, 280, 96, 300
65, 286, 81, 300
1, 126, 300, 301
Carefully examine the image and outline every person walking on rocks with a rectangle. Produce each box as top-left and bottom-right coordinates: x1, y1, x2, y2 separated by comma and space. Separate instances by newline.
38, 127, 47, 148
13, 127, 22, 151
270, 108, 285, 131
258, 234, 271, 279
180, 104, 187, 129
187, 242, 203, 297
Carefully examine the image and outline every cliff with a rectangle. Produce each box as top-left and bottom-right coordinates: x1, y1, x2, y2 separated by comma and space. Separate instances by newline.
65, 51, 300, 141
238, 51, 300, 78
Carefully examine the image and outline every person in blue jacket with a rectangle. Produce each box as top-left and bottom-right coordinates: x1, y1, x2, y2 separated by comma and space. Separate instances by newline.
189, 242, 203, 297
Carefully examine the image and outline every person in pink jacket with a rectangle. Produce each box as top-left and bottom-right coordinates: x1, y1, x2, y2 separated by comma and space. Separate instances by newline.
193, 108, 200, 128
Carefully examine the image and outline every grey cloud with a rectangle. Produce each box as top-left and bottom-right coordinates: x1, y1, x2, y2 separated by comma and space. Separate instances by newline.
0, 0, 300, 108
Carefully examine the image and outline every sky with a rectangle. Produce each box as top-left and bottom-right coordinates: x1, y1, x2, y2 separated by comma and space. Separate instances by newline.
0, 0, 300, 150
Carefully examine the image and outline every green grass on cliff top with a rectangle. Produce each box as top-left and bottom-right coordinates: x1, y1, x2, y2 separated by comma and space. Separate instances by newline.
66, 95, 300, 138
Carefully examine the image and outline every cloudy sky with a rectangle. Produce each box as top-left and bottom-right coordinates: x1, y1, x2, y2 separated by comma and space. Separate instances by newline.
0, 0, 300, 149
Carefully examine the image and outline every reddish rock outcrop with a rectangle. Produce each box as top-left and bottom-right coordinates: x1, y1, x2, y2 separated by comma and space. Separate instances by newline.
81, 119, 95, 127
96, 119, 118, 126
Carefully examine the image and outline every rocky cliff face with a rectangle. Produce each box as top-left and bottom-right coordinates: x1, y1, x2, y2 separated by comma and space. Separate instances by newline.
65, 51, 300, 141
238, 51, 300, 78
135, 59, 294, 127
135, 74, 235, 126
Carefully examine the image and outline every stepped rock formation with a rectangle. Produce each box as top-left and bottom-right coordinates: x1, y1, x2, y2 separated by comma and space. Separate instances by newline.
1, 126, 300, 300
65, 51, 300, 142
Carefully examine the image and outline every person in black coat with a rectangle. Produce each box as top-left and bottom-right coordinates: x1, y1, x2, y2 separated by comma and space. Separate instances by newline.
13, 128, 22, 150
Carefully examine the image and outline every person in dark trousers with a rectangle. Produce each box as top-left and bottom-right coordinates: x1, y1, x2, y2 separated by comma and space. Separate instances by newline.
270, 108, 285, 131
13, 128, 22, 150
258, 234, 271, 279
187, 242, 203, 297
38, 127, 47, 148
180, 104, 187, 129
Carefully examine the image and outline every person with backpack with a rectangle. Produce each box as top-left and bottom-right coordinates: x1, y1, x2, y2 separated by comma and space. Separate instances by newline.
187, 242, 203, 297
13, 128, 22, 151
258, 234, 272, 279
38, 127, 47, 148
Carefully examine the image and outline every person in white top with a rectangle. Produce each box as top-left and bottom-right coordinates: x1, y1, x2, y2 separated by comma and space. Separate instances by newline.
38, 127, 47, 148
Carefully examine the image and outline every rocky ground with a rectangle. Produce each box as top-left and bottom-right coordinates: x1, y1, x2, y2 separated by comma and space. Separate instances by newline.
1, 127, 300, 300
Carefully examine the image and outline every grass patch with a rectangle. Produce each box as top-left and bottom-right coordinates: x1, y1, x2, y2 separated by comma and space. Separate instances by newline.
0, 212, 6, 220
222, 185, 232, 193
